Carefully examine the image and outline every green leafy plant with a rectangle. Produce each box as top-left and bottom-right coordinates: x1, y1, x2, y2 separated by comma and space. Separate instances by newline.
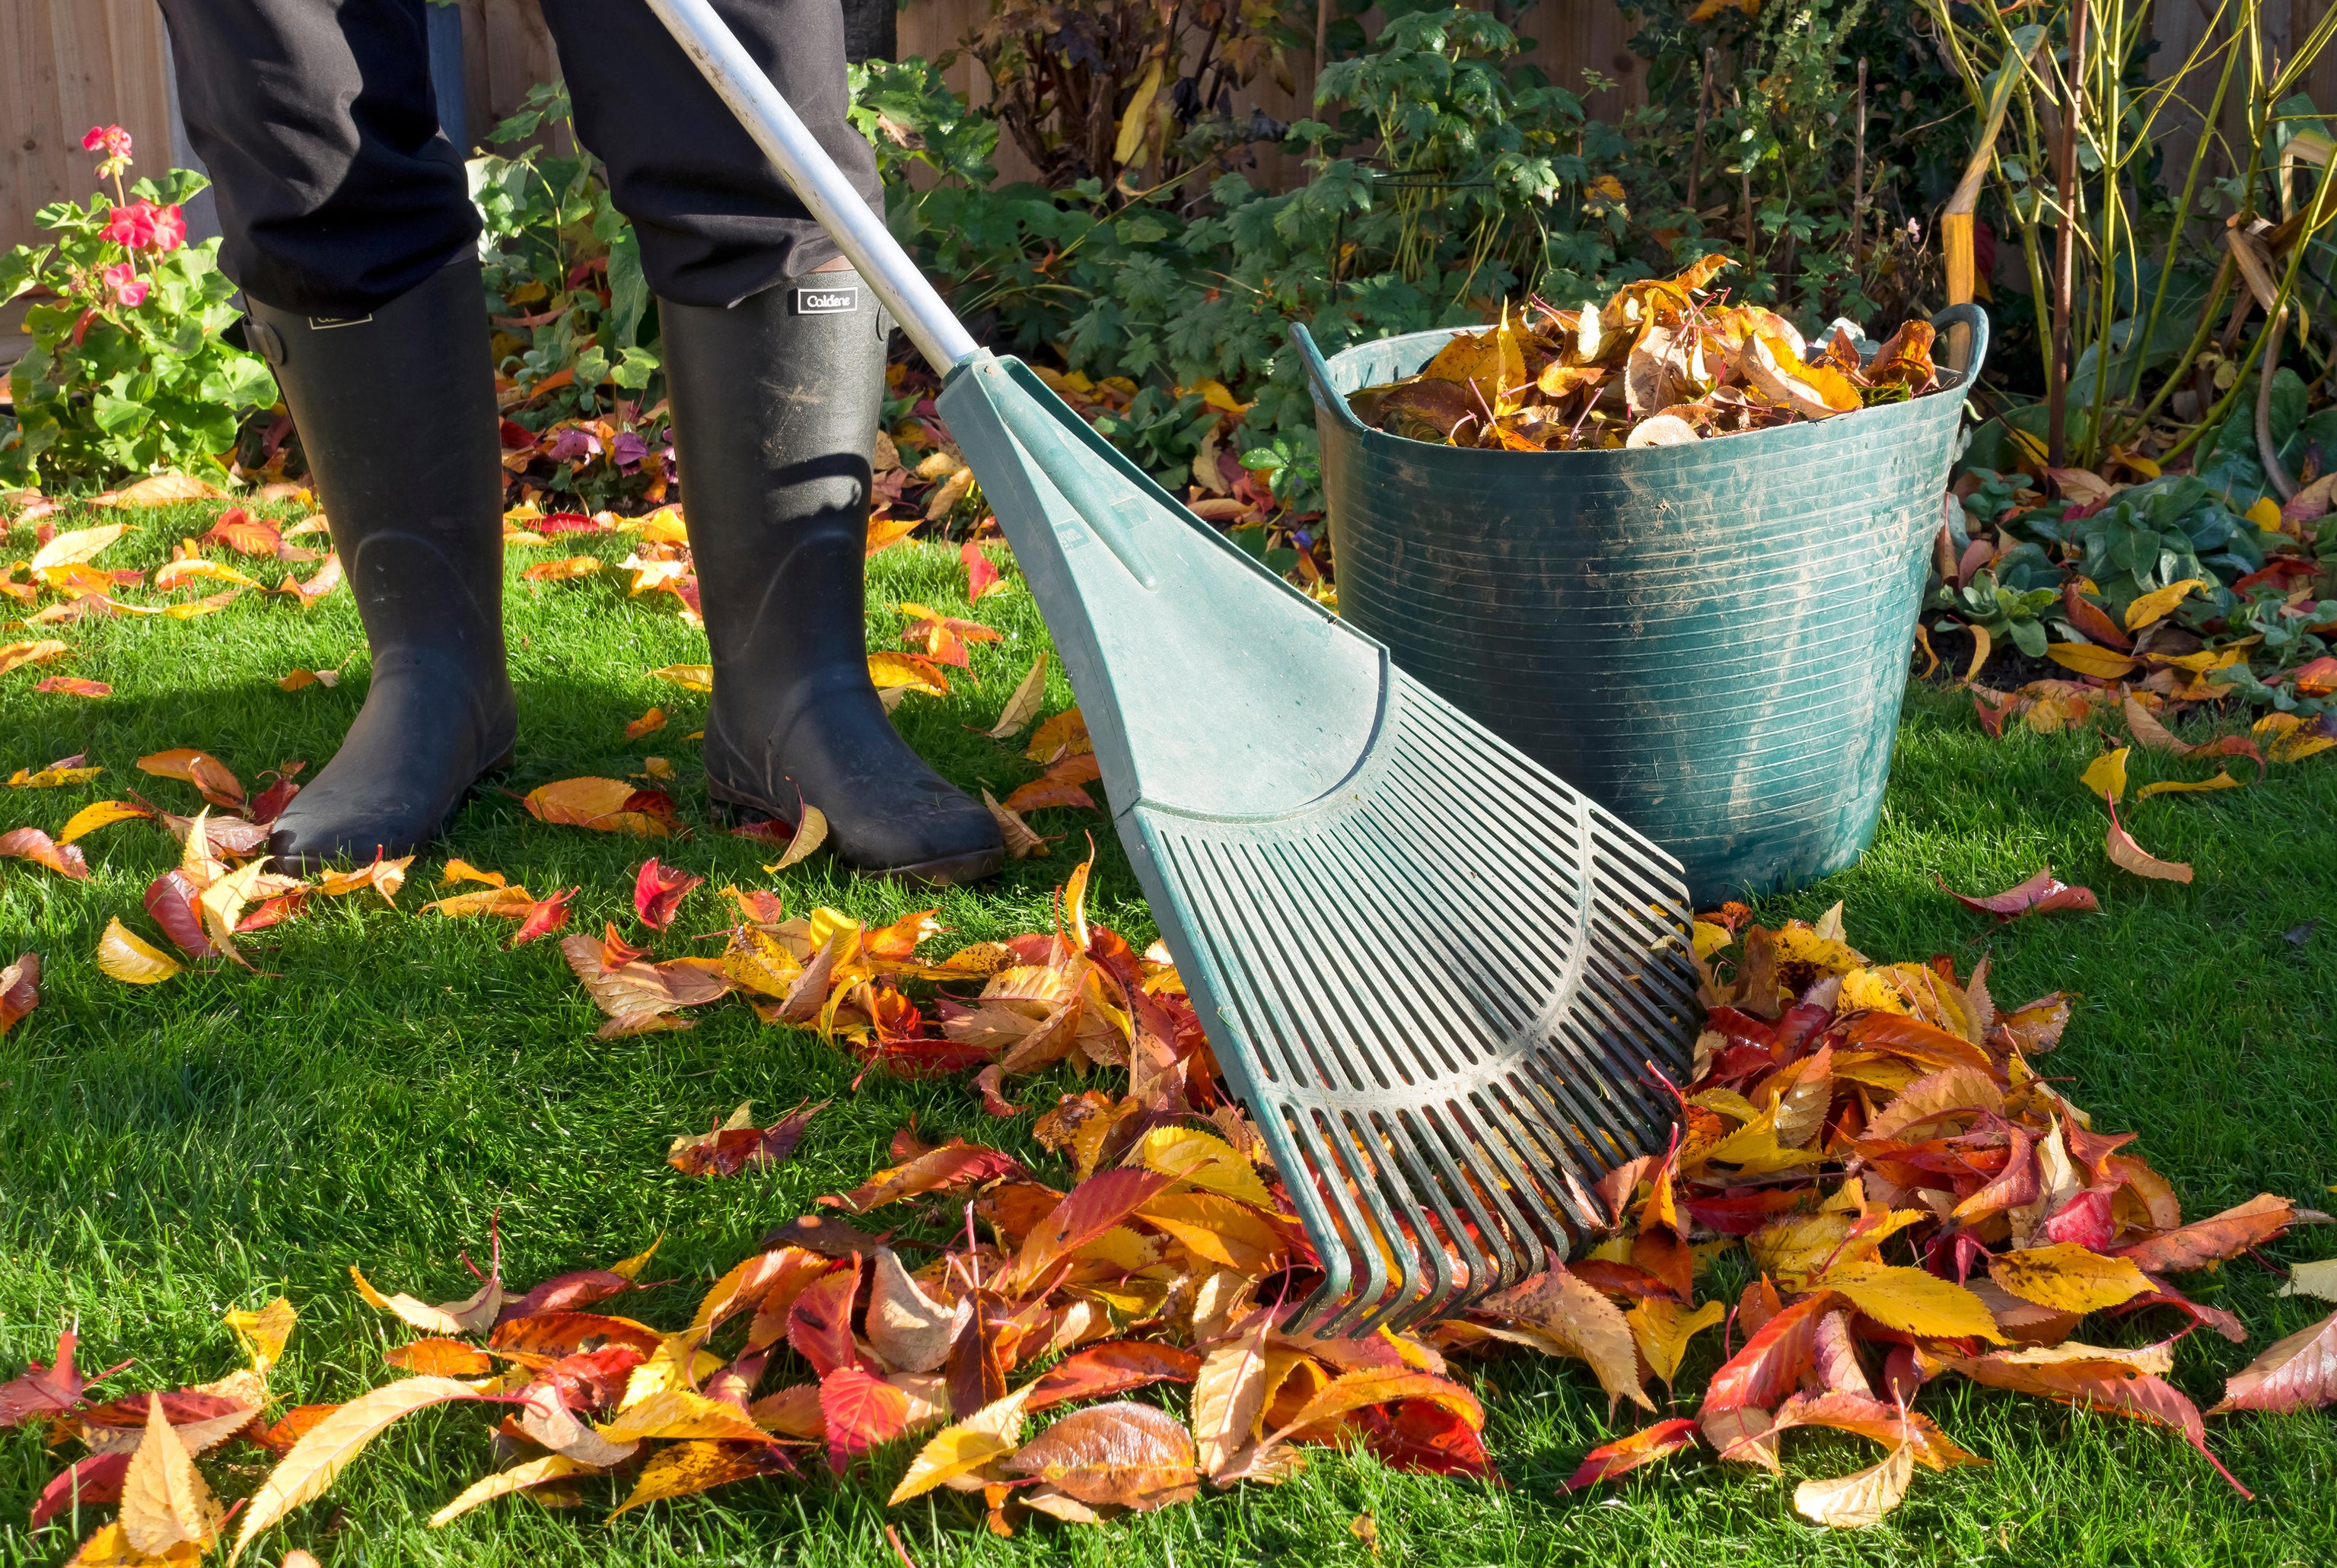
0, 125, 277, 491
469, 81, 667, 509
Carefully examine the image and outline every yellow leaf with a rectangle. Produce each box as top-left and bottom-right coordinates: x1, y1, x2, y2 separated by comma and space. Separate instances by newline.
420, 885, 536, 918
2046, 642, 2142, 679
2136, 771, 2245, 798
595, 1386, 772, 1446
230, 1376, 483, 1560
521, 777, 671, 837
1819, 1263, 2003, 1341
987, 654, 1050, 739
2125, 577, 2207, 631
1625, 1298, 1726, 1387
121, 1394, 223, 1555
867, 651, 949, 695
1793, 1442, 1914, 1529
1987, 1243, 2155, 1314
1963, 622, 1993, 682
153, 558, 263, 593
1115, 57, 1164, 166
428, 1455, 594, 1527
1126, 1125, 1275, 1208
1740, 332, 1863, 418
1773, 924, 1867, 976
609, 1440, 778, 1518
889, 1385, 1036, 1503
1837, 968, 1910, 1016
91, 472, 224, 507
59, 800, 151, 841
1691, 921, 1733, 960
766, 803, 829, 871
2080, 747, 2129, 803
223, 1299, 296, 1376
97, 918, 182, 984
0, 639, 72, 678
609, 1233, 663, 1282
2243, 495, 2281, 532
28, 523, 131, 571
651, 663, 714, 692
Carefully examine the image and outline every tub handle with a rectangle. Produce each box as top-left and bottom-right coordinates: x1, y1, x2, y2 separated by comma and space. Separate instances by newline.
1933, 302, 1990, 386
1291, 322, 1372, 436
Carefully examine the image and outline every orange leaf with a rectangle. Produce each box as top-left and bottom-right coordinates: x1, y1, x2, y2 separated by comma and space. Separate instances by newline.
521, 777, 673, 837
0, 826, 91, 881
2209, 1307, 2337, 1414
2116, 1193, 2297, 1274
1560, 1417, 1699, 1491
819, 1141, 1027, 1214
820, 1367, 911, 1474
1026, 1343, 1200, 1413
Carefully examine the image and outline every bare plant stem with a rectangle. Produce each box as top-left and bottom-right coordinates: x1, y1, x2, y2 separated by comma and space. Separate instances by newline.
1853, 59, 1868, 261
2049, 0, 2088, 468
1687, 47, 1716, 215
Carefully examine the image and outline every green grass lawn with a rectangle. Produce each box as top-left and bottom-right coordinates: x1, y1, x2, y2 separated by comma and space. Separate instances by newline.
4, 498, 2334, 1567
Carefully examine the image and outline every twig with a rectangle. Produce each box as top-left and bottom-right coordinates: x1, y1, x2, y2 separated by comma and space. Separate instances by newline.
1733, 87, 1755, 263
1687, 47, 1716, 215
2049, 0, 2090, 469
1852, 59, 1870, 264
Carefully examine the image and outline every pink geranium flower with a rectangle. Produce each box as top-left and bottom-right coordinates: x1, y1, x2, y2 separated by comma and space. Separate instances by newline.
149, 205, 186, 253
102, 262, 149, 308
103, 203, 156, 248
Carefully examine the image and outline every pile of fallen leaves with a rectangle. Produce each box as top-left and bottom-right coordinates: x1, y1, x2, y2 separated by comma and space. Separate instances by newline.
10, 869, 2337, 1560
1345, 255, 1942, 452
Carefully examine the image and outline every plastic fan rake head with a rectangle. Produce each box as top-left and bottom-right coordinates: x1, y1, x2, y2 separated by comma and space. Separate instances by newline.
938, 357, 1702, 1335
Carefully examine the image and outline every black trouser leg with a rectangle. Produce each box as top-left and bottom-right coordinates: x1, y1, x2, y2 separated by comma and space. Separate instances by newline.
661, 274, 1005, 883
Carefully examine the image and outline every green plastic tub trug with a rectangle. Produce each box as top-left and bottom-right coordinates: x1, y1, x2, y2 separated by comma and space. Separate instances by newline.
1297, 307, 1988, 902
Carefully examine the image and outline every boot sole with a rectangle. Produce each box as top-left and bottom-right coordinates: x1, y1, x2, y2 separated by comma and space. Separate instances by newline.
706, 782, 1005, 886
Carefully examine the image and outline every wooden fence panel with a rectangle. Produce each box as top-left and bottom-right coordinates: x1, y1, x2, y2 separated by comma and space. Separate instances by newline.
0, 0, 177, 260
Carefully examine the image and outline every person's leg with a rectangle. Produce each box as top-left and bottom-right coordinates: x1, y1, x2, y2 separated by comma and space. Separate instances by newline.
158, 0, 512, 868
542, 0, 1003, 881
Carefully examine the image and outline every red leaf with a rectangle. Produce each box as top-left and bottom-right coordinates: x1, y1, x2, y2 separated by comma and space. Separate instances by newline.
1938, 867, 2100, 918
0, 1329, 89, 1428
248, 774, 302, 824
820, 1366, 911, 1473
1350, 1398, 1495, 1477
668, 1099, 829, 1178
509, 886, 579, 946
1010, 1167, 1175, 1290
1561, 1417, 1699, 1490
30, 1452, 129, 1527
962, 537, 1001, 600
1, 953, 38, 1035
632, 857, 705, 930
497, 1267, 638, 1321
142, 870, 217, 959
0, 827, 90, 881
1026, 1342, 1202, 1412
972, 1064, 1026, 1117
1705, 1293, 1838, 1412
527, 1345, 646, 1413
2210, 1307, 2337, 1414
788, 1263, 865, 1379
2116, 1194, 2297, 1274
819, 1141, 1029, 1213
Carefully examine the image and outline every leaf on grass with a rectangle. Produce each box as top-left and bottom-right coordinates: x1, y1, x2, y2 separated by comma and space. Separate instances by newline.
120, 1394, 223, 1555
820, 1366, 912, 1473
154, 558, 263, 593
1626, 1298, 1726, 1388
1190, 1310, 1270, 1481
611, 1440, 789, 1517
651, 663, 714, 692
984, 790, 1052, 858
2080, 748, 2129, 803
2209, 1307, 2337, 1413
136, 749, 244, 809
2104, 800, 2192, 883
1560, 1417, 1700, 1490
987, 654, 1049, 738
34, 676, 111, 698
8, 755, 103, 789
0, 640, 72, 678
559, 933, 728, 1038
1820, 1263, 2001, 1340
2281, 1259, 2337, 1303
422, 884, 537, 919
231, 1376, 485, 1560
316, 852, 412, 906
514, 890, 581, 946
1937, 867, 2100, 919
1771, 1391, 1986, 1471
761, 804, 829, 872
0, 826, 91, 880
1793, 1442, 1914, 1528
97, 918, 182, 984
59, 800, 154, 841
2046, 641, 2142, 679
632, 857, 703, 928
522, 778, 674, 837
667, 1099, 827, 1178
2118, 1193, 2298, 1273
28, 523, 131, 569
349, 1265, 505, 1336
890, 1385, 1036, 1503
1269, 1368, 1484, 1444
428, 1454, 597, 1527
868, 651, 950, 696
0, 953, 38, 1035
384, 1339, 492, 1376
2137, 771, 2245, 798
865, 1248, 954, 1374
1006, 1401, 1199, 1510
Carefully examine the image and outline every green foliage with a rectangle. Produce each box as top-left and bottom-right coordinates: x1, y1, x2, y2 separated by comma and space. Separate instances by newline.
0, 151, 275, 492
1932, 543, 2061, 659
468, 81, 665, 508
868, 8, 1632, 509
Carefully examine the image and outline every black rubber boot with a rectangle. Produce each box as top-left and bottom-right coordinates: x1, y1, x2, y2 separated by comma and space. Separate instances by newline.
246, 258, 517, 870
661, 269, 1005, 884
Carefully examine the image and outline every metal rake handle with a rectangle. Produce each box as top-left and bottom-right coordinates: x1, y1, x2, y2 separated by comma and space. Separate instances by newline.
645, 0, 979, 371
